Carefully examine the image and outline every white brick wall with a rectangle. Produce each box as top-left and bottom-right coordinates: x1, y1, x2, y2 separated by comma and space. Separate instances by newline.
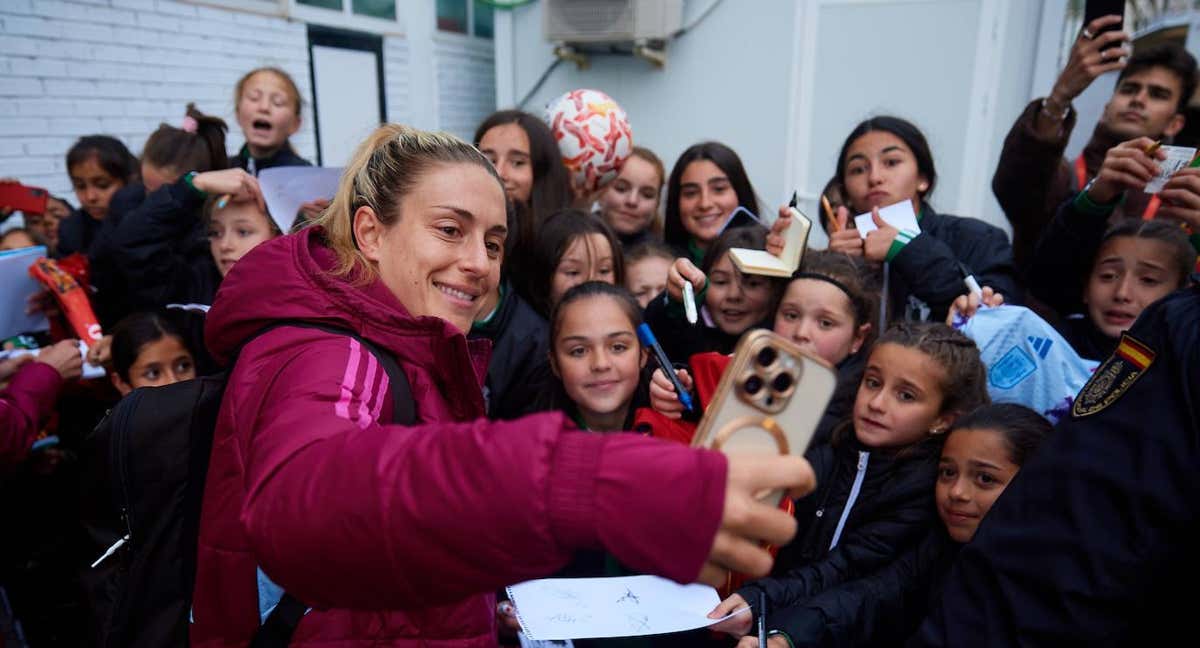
0, 0, 316, 200
433, 34, 495, 142
0, 0, 496, 204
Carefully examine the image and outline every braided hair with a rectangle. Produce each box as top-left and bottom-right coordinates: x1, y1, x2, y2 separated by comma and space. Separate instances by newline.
875, 321, 989, 416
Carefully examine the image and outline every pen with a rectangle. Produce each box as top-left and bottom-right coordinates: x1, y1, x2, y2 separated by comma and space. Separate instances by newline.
682, 280, 698, 324
216, 193, 231, 210
958, 261, 983, 300
1145, 140, 1162, 156
758, 592, 767, 648
820, 194, 838, 233
636, 323, 695, 412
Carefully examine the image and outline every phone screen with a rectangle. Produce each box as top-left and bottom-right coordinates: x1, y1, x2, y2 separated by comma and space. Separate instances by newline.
1083, 0, 1125, 50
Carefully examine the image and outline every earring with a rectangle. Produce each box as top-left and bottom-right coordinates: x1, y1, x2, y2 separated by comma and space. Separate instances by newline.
929, 426, 946, 435
918, 183, 928, 192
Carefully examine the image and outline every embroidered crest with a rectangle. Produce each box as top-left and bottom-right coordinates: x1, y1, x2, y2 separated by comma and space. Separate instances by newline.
1071, 334, 1156, 418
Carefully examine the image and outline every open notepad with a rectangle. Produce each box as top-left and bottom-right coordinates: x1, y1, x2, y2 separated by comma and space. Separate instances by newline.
729, 206, 812, 277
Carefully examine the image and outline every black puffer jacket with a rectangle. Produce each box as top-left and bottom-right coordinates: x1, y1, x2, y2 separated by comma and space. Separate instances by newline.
88, 183, 146, 328
110, 177, 220, 311
469, 282, 553, 420
739, 433, 942, 611
773, 527, 960, 647
887, 205, 1020, 323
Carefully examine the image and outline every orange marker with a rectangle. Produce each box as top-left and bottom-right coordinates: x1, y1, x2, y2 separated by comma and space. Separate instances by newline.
821, 195, 839, 233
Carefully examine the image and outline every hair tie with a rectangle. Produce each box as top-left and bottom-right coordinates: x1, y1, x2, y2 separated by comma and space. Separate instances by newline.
181, 116, 198, 134
790, 271, 854, 302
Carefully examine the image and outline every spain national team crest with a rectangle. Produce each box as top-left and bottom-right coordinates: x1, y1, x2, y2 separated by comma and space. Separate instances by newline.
1071, 334, 1156, 418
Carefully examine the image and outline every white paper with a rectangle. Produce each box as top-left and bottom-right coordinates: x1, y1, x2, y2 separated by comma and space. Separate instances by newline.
257, 166, 343, 233
0, 246, 49, 339
506, 575, 742, 640
1144, 145, 1198, 194
0, 341, 105, 379
854, 200, 921, 239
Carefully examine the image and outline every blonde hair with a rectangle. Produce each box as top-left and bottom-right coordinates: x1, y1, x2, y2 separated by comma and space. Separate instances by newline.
313, 123, 502, 279
235, 67, 302, 117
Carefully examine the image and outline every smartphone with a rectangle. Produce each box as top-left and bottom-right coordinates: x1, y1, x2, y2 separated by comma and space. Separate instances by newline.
0, 183, 48, 215
692, 330, 837, 505
1083, 0, 1125, 51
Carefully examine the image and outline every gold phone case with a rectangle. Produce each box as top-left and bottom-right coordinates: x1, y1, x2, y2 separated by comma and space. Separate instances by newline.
692, 330, 838, 504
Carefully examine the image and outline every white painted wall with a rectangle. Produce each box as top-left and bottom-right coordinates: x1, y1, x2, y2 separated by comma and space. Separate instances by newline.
496, 0, 1055, 247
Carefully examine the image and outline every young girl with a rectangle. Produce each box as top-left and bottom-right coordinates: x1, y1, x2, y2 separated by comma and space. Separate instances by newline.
230, 67, 311, 174
598, 146, 666, 250
709, 322, 990, 638
58, 135, 138, 257
664, 141, 760, 264
745, 403, 1052, 648
0, 228, 39, 251
91, 104, 230, 327
826, 116, 1019, 323
110, 111, 275, 312
644, 225, 783, 362
205, 195, 280, 278
523, 208, 625, 318
546, 281, 648, 431
108, 311, 197, 396
1031, 216, 1196, 360
647, 251, 876, 449
625, 241, 675, 309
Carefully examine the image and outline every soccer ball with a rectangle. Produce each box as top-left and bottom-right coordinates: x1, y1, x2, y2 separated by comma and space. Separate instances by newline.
545, 89, 634, 194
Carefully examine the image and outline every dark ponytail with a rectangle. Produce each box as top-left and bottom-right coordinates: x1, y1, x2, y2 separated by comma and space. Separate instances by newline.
142, 103, 229, 175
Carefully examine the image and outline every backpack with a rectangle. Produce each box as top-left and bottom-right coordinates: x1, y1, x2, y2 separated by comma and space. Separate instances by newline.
82, 322, 415, 648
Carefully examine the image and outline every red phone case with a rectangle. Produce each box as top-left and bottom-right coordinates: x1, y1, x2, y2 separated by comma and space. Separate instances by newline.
0, 183, 49, 215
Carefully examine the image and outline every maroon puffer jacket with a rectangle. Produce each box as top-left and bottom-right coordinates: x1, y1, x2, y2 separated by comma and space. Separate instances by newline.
190, 229, 728, 647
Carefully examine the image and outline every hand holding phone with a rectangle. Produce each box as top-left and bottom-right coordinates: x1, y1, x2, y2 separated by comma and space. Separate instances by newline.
0, 182, 49, 215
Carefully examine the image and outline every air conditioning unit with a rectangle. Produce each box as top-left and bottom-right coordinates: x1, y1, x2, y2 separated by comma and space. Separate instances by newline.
543, 0, 683, 45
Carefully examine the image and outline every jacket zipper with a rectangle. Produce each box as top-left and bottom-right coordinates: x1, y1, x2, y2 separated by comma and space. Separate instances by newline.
95, 391, 139, 568
829, 450, 870, 550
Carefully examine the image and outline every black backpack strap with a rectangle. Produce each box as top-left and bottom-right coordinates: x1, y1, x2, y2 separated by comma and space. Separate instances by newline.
248, 593, 307, 648
243, 321, 416, 646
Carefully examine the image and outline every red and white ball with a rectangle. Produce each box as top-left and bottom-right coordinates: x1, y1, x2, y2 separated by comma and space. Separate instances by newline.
545, 89, 634, 194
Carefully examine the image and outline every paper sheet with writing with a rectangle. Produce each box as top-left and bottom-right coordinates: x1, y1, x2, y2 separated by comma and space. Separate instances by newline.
854, 200, 921, 239
258, 166, 343, 233
1144, 145, 1198, 193
0, 246, 49, 339
506, 575, 742, 640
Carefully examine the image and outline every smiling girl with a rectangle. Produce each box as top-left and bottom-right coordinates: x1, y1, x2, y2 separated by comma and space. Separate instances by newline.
664, 142, 760, 264
597, 146, 666, 250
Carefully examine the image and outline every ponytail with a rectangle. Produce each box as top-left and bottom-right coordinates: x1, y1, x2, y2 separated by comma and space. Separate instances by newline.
142, 103, 229, 175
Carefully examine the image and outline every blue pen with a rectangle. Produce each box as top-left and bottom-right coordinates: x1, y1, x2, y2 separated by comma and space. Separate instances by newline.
636, 323, 695, 412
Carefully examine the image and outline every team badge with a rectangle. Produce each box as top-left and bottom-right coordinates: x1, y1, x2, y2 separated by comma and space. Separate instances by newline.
1071, 334, 1155, 418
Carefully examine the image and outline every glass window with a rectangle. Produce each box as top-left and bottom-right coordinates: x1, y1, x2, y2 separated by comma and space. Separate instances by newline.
352, 0, 394, 19
437, 0, 468, 33
297, 0, 342, 9
473, 0, 493, 39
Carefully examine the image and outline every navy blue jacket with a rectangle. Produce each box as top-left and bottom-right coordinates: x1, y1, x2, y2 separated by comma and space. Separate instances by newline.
230, 143, 311, 176
911, 278, 1200, 646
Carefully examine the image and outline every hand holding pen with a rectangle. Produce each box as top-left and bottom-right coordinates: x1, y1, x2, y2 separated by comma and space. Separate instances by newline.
667, 257, 706, 320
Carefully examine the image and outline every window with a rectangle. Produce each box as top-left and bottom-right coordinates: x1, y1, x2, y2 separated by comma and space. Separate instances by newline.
296, 0, 395, 21
437, 0, 493, 38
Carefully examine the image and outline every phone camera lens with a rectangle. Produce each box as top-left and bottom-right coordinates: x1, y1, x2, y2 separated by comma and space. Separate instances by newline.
771, 372, 794, 393
743, 375, 764, 395
756, 347, 777, 368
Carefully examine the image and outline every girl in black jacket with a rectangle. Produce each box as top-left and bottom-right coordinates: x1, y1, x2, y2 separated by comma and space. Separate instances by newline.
645, 225, 785, 362
57, 135, 138, 258
230, 67, 312, 174
1029, 200, 1196, 361
709, 322, 990, 640
760, 404, 1053, 648
825, 117, 1020, 324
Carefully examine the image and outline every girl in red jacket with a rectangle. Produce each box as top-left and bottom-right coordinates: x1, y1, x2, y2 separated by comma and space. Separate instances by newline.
190, 123, 817, 647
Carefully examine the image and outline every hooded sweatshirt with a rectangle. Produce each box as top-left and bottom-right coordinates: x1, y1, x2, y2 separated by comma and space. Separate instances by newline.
191, 228, 727, 647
